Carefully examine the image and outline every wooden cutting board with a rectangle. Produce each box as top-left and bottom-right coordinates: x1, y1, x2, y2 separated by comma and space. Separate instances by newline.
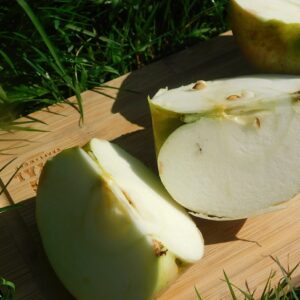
0, 32, 299, 300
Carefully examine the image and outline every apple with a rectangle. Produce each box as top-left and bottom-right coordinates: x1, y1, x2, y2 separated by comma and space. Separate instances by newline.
230, 0, 300, 74
149, 76, 300, 219
36, 139, 204, 300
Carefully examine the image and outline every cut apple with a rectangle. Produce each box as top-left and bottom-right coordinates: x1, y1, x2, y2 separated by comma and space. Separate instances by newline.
230, 0, 300, 74
149, 76, 300, 219
36, 139, 204, 300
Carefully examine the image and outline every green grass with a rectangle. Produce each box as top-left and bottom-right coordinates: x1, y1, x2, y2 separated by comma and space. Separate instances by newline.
0, 277, 15, 300
0, 0, 229, 126
195, 258, 300, 300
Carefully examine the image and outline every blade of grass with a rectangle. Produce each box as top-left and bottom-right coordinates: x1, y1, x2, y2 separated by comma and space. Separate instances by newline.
65, 24, 97, 38
0, 203, 23, 214
17, 0, 84, 122
0, 85, 8, 102
245, 281, 256, 298
260, 270, 276, 299
17, 0, 66, 76
0, 276, 15, 300
221, 274, 255, 300
223, 270, 238, 300
72, 81, 85, 123
194, 286, 203, 300
272, 257, 300, 300
0, 50, 17, 75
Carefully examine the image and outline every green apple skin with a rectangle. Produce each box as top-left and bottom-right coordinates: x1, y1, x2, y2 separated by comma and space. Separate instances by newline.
36, 148, 180, 300
148, 100, 184, 155
230, 0, 300, 74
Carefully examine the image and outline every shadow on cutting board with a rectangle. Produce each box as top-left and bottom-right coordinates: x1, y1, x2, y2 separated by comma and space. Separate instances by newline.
0, 198, 74, 300
111, 34, 257, 135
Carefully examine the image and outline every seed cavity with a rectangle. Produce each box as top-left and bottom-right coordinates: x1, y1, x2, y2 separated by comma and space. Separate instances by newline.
152, 240, 168, 256
226, 94, 241, 101
192, 80, 207, 90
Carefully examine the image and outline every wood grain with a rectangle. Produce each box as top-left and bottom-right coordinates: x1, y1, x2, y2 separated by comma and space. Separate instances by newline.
0, 33, 299, 299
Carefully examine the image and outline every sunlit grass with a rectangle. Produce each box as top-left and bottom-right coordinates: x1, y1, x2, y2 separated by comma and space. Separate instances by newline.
0, 0, 229, 126
196, 258, 300, 300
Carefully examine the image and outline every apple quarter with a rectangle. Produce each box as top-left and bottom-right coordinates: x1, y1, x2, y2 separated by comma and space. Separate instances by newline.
36, 139, 204, 300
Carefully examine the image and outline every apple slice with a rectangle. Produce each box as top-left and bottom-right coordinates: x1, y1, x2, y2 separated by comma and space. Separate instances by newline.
36, 139, 203, 300
149, 76, 300, 220
230, 0, 300, 74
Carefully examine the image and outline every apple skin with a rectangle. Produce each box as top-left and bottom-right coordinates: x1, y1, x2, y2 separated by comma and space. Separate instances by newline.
148, 100, 184, 155
230, 0, 300, 74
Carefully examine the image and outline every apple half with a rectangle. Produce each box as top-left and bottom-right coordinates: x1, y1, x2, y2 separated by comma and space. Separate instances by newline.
36, 139, 204, 300
230, 0, 300, 74
149, 76, 300, 220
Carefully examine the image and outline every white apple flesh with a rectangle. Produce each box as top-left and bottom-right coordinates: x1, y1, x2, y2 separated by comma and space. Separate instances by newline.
150, 76, 300, 219
230, 0, 300, 74
36, 139, 204, 300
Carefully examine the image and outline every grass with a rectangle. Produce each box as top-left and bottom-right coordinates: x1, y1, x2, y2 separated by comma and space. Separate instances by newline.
0, 277, 15, 300
0, 0, 229, 126
195, 258, 300, 300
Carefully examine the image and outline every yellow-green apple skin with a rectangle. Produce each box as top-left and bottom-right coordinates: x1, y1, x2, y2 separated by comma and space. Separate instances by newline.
148, 99, 184, 154
230, 0, 300, 74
